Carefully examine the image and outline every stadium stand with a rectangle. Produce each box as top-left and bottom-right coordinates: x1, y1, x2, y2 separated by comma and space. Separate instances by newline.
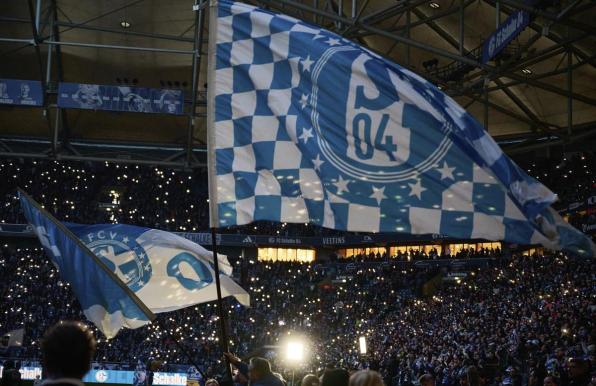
0, 155, 593, 386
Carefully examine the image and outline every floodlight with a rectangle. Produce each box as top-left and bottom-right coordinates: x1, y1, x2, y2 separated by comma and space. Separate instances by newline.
286, 341, 305, 362
359, 336, 367, 355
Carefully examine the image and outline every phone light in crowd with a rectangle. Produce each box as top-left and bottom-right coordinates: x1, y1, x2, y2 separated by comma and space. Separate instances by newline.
359, 336, 367, 355
286, 341, 305, 362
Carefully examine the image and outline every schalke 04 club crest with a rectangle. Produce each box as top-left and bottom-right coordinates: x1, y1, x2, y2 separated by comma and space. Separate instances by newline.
84, 230, 152, 292
309, 45, 452, 183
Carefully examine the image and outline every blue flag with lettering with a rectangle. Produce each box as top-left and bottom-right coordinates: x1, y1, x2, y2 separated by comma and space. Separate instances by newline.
19, 191, 154, 338
66, 223, 250, 312
20, 191, 249, 338
206, 0, 595, 257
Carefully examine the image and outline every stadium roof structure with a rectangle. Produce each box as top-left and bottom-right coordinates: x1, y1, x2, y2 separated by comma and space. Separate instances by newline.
0, 0, 595, 168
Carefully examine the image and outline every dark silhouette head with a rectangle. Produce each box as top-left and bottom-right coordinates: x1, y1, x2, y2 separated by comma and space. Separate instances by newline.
41, 321, 96, 379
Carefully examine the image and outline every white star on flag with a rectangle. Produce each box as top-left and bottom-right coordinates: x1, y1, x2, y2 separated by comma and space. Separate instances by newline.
437, 161, 456, 180
326, 38, 340, 46
300, 94, 309, 109
333, 175, 350, 195
98, 246, 137, 282
299, 127, 314, 144
122, 236, 129, 243
301, 55, 314, 72
312, 154, 324, 171
408, 179, 426, 199
370, 186, 387, 205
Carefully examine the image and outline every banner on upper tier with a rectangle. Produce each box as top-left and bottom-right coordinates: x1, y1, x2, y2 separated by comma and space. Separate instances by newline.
206, 0, 595, 257
481, 7, 530, 63
174, 231, 453, 246
0, 223, 457, 245
0, 79, 43, 106
57, 82, 184, 114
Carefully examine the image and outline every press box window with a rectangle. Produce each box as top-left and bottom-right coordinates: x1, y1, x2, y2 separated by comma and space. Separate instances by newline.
257, 248, 315, 263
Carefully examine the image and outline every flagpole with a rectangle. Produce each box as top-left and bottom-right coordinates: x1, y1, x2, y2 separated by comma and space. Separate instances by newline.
205, 0, 234, 381
210, 227, 233, 380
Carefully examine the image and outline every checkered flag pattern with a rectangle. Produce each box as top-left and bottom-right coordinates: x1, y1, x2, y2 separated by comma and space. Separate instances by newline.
205, 0, 595, 257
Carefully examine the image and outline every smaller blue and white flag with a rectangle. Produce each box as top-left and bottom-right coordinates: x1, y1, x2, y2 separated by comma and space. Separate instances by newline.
65, 223, 250, 313
205, 0, 595, 257
19, 190, 154, 338
20, 191, 250, 338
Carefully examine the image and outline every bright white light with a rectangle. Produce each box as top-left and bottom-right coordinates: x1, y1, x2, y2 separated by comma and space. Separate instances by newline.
429, 2, 440, 9
359, 336, 367, 354
286, 341, 305, 362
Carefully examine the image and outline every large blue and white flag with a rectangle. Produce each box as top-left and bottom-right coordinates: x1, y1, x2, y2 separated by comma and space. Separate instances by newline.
19, 191, 154, 338
206, 1, 595, 257
20, 191, 250, 338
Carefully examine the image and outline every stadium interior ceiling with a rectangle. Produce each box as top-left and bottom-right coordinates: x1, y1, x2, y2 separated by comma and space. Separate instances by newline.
0, 0, 595, 169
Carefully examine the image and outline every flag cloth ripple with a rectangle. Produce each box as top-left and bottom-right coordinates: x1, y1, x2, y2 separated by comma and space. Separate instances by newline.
206, 0, 595, 257
66, 223, 250, 312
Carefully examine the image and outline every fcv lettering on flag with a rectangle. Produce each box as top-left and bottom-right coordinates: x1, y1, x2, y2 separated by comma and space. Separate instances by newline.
311, 46, 453, 183
81, 228, 214, 294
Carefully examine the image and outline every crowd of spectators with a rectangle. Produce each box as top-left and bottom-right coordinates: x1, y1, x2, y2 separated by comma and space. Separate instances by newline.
0, 152, 594, 238
1, 246, 593, 386
0, 155, 594, 386
518, 152, 595, 234
0, 159, 337, 237
336, 247, 502, 262
517, 152, 594, 208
